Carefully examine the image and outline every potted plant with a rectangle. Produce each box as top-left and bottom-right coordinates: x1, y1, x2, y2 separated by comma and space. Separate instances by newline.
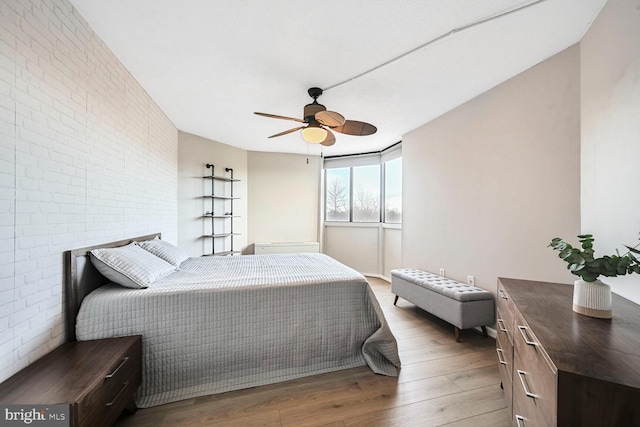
548, 234, 640, 318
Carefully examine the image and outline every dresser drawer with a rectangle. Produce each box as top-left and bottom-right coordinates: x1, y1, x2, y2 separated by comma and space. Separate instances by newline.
496, 322, 513, 418
513, 315, 557, 427
496, 320, 513, 381
496, 308, 514, 379
513, 398, 530, 427
497, 278, 640, 426
497, 283, 515, 343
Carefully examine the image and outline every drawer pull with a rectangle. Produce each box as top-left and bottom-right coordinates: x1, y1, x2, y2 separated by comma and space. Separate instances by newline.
499, 289, 508, 300
105, 381, 129, 407
517, 325, 538, 346
106, 357, 129, 379
515, 415, 526, 427
517, 369, 537, 398
497, 318, 507, 332
496, 348, 508, 365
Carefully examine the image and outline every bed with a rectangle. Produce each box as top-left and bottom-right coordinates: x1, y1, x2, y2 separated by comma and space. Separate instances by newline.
64, 233, 400, 408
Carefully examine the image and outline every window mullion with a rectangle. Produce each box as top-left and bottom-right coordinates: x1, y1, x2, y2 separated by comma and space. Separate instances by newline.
380, 163, 385, 223
349, 167, 354, 223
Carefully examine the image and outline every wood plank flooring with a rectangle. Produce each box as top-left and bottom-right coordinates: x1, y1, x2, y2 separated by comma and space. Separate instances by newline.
115, 277, 511, 427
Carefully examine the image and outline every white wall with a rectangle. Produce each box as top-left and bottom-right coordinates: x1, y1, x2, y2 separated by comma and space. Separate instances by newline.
0, 0, 178, 382
178, 131, 247, 256
402, 45, 581, 295
323, 224, 402, 279
247, 151, 321, 248
383, 227, 402, 278
324, 225, 380, 275
178, 137, 322, 257
581, 0, 640, 303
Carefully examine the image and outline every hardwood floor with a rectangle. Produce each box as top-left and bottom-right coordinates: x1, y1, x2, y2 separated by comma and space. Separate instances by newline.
115, 277, 511, 427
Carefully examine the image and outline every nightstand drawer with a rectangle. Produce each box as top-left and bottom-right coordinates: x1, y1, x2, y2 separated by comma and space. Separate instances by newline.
77, 338, 142, 427
0, 336, 142, 427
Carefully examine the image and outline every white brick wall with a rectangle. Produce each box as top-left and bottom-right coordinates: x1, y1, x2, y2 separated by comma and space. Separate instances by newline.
0, 0, 178, 382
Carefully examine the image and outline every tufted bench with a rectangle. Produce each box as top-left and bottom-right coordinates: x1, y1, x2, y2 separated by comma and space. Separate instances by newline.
391, 268, 495, 342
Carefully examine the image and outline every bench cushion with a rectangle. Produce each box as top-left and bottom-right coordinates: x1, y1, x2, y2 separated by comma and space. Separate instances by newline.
391, 268, 492, 302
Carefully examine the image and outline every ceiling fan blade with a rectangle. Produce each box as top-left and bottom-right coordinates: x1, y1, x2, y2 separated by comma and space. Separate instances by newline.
254, 112, 304, 123
320, 128, 336, 146
332, 120, 377, 136
268, 126, 305, 138
316, 110, 345, 127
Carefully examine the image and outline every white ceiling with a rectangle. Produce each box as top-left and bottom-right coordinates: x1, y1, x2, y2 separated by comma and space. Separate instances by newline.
69, 0, 606, 156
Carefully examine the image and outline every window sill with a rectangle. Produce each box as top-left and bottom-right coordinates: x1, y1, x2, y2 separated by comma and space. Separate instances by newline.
324, 222, 402, 229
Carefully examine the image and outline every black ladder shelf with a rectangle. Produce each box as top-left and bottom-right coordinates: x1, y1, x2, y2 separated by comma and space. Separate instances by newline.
203, 163, 240, 256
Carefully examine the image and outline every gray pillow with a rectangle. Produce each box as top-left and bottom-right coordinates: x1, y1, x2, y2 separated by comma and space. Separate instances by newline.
136, 238, 189, 267
90, 243, 176, 289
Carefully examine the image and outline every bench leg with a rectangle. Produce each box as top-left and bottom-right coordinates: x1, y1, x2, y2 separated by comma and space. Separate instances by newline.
481, 326, 488, 337
393, 295, 399, 306
455, 327, 461, 342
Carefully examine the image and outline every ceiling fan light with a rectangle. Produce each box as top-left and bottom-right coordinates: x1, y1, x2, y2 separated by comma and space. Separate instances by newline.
302, 126, 327, 143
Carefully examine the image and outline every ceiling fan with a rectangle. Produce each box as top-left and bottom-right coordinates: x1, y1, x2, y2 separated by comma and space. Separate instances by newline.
254, 87, 377, 147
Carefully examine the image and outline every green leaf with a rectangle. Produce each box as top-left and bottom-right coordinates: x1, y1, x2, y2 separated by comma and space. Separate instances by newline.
579, 236, 594, 250
569, 263, 585, 272
549, 233, 640, 281
577, 234, 593, 239
625, 245, 640, 255
617, 263, 628, 275
559, 249, 573, 259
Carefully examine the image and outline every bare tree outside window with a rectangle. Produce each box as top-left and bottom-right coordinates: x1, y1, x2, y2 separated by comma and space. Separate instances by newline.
326, 178, 349, 220
353, 165, 380, 222
324, 159, 400, 223
325, 168, 350, 221
352, 184, 378, 221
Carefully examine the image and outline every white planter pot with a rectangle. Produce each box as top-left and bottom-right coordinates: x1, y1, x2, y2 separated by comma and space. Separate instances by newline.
573, 279, 612, 319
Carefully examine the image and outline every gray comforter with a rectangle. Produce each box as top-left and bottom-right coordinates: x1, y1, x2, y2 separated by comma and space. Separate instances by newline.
76, 253, 400, 407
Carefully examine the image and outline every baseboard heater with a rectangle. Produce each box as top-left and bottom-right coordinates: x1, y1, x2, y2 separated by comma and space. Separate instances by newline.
254, 242, 320, 254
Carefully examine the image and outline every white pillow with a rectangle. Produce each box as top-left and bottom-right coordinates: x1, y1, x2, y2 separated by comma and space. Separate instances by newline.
90, 243, 176, 289
135, 238, 189, 267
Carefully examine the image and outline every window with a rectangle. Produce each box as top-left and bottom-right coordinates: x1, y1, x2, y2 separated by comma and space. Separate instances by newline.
324, 164, 382, 223
325, 167, 350, 221
353, 165, 380, 222
324, 144, 401, 224
384, 157, 402, 223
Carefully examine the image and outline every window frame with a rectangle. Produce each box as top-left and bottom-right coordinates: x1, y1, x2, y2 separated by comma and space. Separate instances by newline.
324, 153, 401, 224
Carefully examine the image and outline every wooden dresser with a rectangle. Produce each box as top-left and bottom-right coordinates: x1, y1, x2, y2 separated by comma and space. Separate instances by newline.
0, 336, 141, 427
496, 278, 640, 427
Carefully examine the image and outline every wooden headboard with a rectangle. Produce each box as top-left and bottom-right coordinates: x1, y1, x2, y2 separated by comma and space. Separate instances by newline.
63, 233, 161, 341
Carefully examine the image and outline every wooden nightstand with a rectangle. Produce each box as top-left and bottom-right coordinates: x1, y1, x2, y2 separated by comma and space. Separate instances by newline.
0, 336, 142, 427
